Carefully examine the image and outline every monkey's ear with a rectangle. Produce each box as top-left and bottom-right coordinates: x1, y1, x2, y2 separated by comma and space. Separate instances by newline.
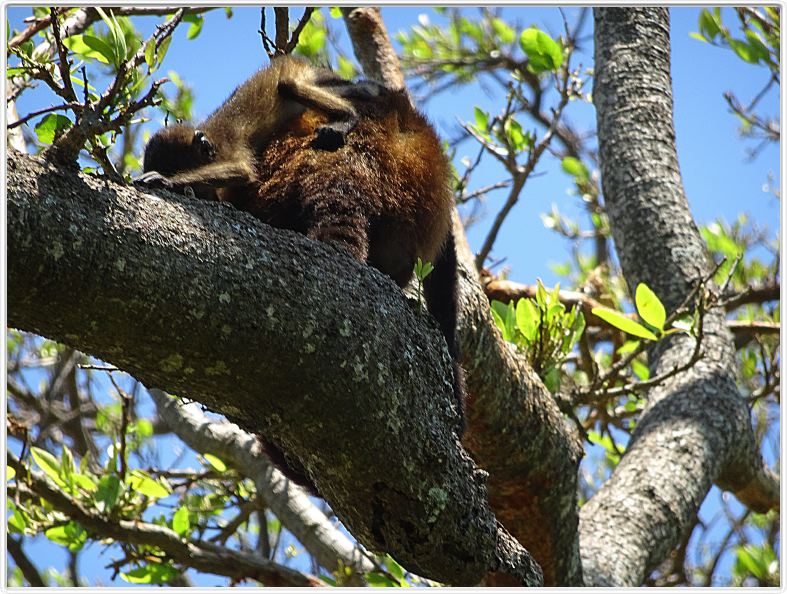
192, 130, 216, 160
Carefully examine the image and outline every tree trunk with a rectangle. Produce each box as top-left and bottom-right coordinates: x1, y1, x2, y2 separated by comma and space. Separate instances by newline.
580, 8, 778, 586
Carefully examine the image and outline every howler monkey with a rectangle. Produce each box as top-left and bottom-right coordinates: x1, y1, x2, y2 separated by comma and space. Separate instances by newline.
139, 57, 464, 494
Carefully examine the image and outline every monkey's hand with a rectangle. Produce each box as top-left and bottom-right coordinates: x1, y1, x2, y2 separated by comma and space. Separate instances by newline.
133, 171, 176, 190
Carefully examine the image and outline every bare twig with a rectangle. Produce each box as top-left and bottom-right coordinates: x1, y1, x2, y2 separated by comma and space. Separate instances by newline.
8, 102, 84, 130
284, 7, 316, 54
274, 7, 289, 54
475, 62, 573, 269
49, 8, 78, 103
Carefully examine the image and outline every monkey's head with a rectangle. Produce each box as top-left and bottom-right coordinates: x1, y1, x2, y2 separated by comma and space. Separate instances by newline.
143, 123, 216, 175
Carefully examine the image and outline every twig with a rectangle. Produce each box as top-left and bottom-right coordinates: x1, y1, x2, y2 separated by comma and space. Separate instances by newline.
284, 7, 316, 54
49, 8, 78, 103
109, 374, 132, 482
274, 7, 289, 53
8, 102, 84, 129
475, 60, 573, 269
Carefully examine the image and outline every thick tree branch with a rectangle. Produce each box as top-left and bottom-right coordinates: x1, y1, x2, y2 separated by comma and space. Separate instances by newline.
343, 16, 582, 586
580, 8, 779, 587
7, 453, 323, 587
7, 150, 541, 587
149, 388, 375, 579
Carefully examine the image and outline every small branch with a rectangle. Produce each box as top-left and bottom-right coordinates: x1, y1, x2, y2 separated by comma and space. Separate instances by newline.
283, 7, 315, 54
49, 8, 78, 103
7, 537, 46, 586
149, 389, 376, 577
274, 7, 289, 54
475, 63, 573, 269
721, 282, 780, 310
8, 102, 84, 130
7, 452, 324, 587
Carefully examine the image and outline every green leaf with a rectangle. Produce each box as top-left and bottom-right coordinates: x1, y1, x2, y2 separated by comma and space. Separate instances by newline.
82, 34, 117, 66
490, 300, 516, 343
45, 522, 87, 551
366, 572, 400, 587
336, 55, 357, 80
172, 505, 190, 536
689, 31, 709, 43
515, 298, 539, 342
95, 474, 121, 513
504, 118, 526, 151
491, 18, 516, 44
631, 358, 650, 381
8, 504, 27, 533
62, 35, 104, 63
519, 27, 563, 73
592, 307, 658, 341
72, 473, 97, 492
144, 37, 155, 69
617, 340, 640, 355
729, 38, 758, 63
60, 445, 75, 482
156, 36, 173, 66
128, 470, 171, 499
329, 7, 342, 19
561, 156, 589, 182
543, 366, 561, 392
7, 465, 16, 481
735, 545, 766, 580
121, 563, 179, 584
34, 114, 73, 146
473, 106, 489, 131
698, 9, 720, 40
634, 283, 666, 331
30, 447, 67, 487
203, 453, 227, 472
183, 13, 204, 40
386, 556, 406, 582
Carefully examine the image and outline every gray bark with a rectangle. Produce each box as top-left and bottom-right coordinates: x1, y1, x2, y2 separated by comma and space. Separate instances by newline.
580, 8, 778, 586
7, 150, 542, 586
452, 214, 584, 586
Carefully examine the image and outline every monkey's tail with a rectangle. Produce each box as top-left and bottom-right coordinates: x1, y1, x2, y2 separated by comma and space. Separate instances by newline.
424, 229, 467, 432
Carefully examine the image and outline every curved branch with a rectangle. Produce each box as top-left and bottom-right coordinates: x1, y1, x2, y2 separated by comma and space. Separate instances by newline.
149, 388, 375, 578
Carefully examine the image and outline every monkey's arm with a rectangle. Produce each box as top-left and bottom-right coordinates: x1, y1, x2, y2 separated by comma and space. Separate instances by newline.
135, 161, 254, 192
278, 78, 383, 151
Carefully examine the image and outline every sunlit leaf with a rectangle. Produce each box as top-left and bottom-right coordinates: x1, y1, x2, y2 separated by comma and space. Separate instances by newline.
30, 447, 67, 487
592, 307, 658, 341
519, 27, 563, 73
634, 283, 666, 331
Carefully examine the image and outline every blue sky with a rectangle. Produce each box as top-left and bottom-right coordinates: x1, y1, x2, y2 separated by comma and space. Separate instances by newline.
6, 6, 780, 587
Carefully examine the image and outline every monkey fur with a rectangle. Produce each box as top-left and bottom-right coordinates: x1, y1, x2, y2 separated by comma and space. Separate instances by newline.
139, 59, 465, 495
136, 55, 380, 198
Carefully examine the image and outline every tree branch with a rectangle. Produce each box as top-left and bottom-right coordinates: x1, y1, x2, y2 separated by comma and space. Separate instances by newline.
148, 388, 375, 579
7, 150, 541, 586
